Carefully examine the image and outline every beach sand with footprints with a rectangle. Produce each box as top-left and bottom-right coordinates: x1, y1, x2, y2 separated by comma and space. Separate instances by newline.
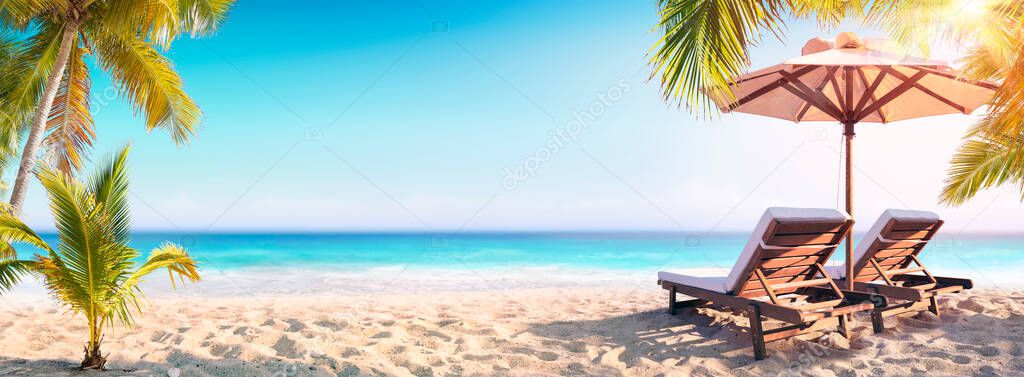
1, 284, 1022, 376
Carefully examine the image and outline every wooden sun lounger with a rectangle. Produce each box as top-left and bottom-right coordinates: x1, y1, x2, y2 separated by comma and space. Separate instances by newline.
657, 208, 886, 360
834, 209, 972, 327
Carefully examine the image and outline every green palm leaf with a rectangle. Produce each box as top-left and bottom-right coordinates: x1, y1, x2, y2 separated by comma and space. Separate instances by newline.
112, 242, 198, 326
178, 0, 234, 37
89, 145, 131, 244
90, 27, 200, 144
44, 44, 95, 174
649, 0, 788, 115
0, 213, 54, 252
0, 22, 62, 132
37, 166, 106, 315
0, 258, 36, 293
941, 119, 1024, 205
0, 0, 64, 28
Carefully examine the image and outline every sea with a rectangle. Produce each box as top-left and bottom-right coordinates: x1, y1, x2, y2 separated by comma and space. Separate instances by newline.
12, 232, 1022, 296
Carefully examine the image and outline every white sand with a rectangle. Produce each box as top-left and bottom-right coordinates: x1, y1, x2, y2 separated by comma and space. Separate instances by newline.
1, 282, 1022, 376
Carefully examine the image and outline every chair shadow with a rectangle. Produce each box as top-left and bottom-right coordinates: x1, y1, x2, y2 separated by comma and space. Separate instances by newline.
523, 294, 1024, 374
524, 305, 762, 370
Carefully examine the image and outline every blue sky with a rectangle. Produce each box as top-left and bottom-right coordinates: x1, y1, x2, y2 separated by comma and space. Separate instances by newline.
13, 0, 1024, 232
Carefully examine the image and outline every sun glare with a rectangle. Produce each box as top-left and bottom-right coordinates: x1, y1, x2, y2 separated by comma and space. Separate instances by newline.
952, 0, 991, 24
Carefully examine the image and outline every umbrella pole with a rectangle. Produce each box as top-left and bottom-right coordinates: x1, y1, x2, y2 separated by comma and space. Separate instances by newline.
844, 122, 855, 292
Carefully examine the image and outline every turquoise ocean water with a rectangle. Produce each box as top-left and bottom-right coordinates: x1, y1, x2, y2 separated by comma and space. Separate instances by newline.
21, 232, 1022, 289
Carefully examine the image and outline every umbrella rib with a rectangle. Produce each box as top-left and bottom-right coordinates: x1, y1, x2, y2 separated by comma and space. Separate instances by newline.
796, 67, 833, 122
853, 67, 886, 122
725, 65, 819, 110
855, 70, 929, 122
880, 66, 967, 113
908, 66, 1000, 90
731, 68, 789, 85
778, 70, 845, 120
826, 68, 845, 114
844, 67, 854, 117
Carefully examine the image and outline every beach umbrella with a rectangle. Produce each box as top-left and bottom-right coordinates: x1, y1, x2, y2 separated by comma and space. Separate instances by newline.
710, 32, 998, 291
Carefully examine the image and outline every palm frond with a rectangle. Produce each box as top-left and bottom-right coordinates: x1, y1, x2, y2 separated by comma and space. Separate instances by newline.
0, 30, 23, 190
90, 27, 200, 144
36, 166, 107, 314
177, 0, 234, 37
44, 44, 95, 174
0, 22, 62, 133
959, 44, 1012, 81
0, 213, 54, 252
94, 0, 180, 49
0, 0, 65, 29
111, 242, 197, 326
941, 120, 1024, 205
648, 0, 788, 115
865, 0, 959, 56
0, 258, 37, 293
88, 145, 131, 244
128, 242, 199, 288
97, 0, 236, 49
789, 0, 864, 28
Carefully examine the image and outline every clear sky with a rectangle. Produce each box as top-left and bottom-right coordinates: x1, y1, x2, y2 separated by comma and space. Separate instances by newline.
12, 0, 1024, 233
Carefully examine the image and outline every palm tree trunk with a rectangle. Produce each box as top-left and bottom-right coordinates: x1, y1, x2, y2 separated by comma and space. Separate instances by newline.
81, 315, 106, 369
80, 341, 106, 369
8, 20, 81, 215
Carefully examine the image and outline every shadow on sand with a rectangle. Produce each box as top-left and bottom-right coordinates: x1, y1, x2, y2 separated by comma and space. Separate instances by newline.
525, 306, 767, 369
0, 349, 359, 377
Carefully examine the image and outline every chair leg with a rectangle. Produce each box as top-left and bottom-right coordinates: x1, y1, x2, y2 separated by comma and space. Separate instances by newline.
838, 314, 850, 339
928, 297, 940, 316
870, 309, 885, 334
668, 286, 677, 315
748, 304, 766, 361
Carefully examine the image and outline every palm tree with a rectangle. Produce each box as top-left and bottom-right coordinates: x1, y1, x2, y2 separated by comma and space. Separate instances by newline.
0, 145, 200, 370
0, 0, 234, 214
648, 0, 1024, 205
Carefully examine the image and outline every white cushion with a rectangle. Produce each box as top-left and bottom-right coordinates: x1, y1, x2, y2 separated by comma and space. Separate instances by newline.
832, 208, 940, 278
658, 271, 730, 293
661, 207, 850, 293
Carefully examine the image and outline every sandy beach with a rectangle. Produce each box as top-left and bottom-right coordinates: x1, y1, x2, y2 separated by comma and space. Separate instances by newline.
1, 279, 1021, 377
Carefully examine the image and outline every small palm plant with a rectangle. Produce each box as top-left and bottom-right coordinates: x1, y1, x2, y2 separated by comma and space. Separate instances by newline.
0, 145, 199, 370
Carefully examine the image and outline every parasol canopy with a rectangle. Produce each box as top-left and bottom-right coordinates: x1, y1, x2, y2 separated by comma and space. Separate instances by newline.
711, 32, 997, 124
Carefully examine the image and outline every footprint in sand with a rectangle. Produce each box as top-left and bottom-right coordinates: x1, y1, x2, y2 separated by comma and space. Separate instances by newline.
313, 319, 346, 331
956, 344, 1001, 357
209, 344, 242, 358
284, 319, 306, 332
272, 335, 305, 359
509, 346, 558, 361
463, 354, 496, 361
957, 298, 990, 313
436, 319, 459, 328
425, 330, 451, 341
946, 354, 970, 364
151, 331, 173, 343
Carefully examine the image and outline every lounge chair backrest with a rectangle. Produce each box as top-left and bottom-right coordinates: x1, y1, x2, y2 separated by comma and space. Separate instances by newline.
726, 207, 852, 297
849, 209, 943, 283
